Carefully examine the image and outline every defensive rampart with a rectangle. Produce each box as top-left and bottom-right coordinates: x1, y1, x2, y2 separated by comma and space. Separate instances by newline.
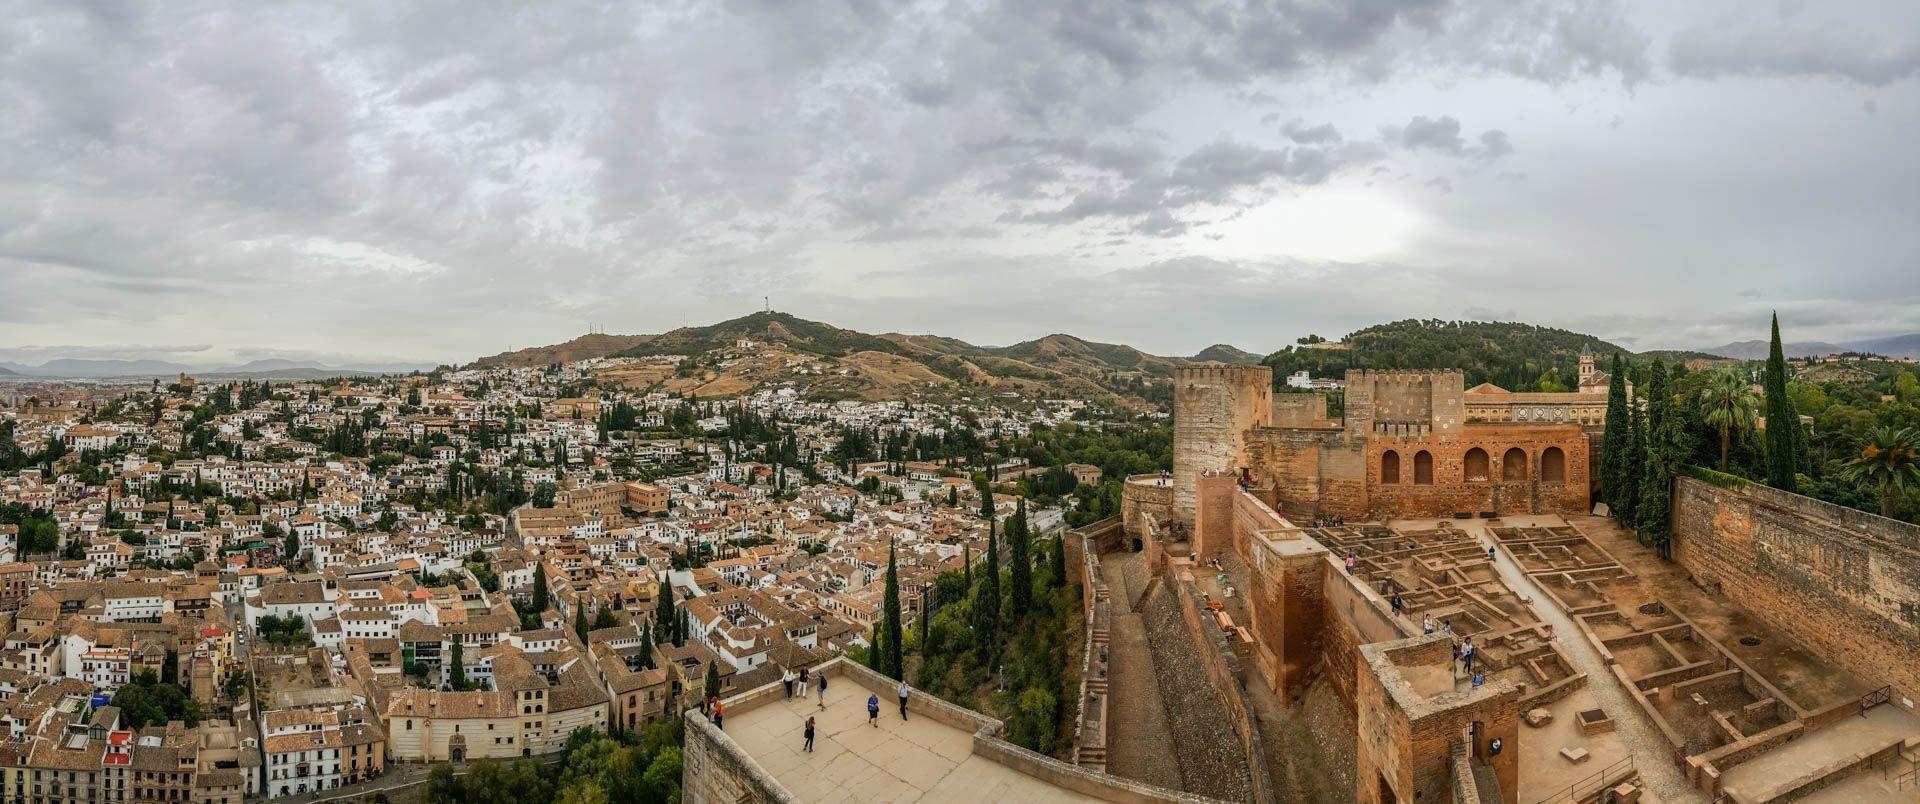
1671, 473, 1920, 704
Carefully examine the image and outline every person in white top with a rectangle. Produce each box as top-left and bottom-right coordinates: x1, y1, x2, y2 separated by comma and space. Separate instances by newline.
897, 680, 911, 720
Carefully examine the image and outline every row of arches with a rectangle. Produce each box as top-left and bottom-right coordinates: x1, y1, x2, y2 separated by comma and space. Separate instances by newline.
1380, 446, 1566, 485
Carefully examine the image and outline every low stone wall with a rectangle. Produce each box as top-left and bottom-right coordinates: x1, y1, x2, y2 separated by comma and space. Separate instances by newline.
1073, 519, 1117, 770
683, 705, 799, 804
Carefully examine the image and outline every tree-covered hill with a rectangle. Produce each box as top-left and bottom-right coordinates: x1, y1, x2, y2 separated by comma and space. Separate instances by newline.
1261, 319, 1633, 390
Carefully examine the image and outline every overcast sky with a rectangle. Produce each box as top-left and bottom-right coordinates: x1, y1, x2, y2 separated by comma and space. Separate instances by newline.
2, 0, 1917, 366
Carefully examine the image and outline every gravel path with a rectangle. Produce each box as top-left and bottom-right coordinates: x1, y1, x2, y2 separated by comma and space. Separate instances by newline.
1466, 522, 1702, 803
1098, 554, 1185, 792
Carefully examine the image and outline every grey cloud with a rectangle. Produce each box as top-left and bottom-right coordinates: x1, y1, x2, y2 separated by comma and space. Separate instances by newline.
1282, 120, 1344, 144
1381, 116, 1512, 161
1669, 23, 1920, 86
1, 0, 1908, 362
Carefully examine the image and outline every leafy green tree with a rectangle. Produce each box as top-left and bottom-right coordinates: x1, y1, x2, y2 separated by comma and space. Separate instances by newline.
1698, 368, 1759, 472
593, 608, 619, 630
161, 648, 179, 685
880, 539, 904, 680
1761, 314, 1799, 491
1842, 427, 1920, 518
1008, 497, 1032, 618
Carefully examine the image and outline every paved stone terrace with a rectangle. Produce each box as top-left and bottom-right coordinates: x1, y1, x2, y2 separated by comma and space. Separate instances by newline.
722, 678, 1106, 804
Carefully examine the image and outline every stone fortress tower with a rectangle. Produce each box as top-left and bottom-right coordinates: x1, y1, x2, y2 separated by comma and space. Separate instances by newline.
1171, 365, 1273, 525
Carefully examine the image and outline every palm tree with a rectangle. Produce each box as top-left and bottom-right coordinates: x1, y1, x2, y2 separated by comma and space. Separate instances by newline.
1696, 368, 1758, 472
1842, 427, 1920, 518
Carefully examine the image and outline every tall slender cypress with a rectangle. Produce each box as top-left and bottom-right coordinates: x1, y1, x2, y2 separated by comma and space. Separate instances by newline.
881, 539, 904, 680
975, 483, 1000, 653
1636, 361, 1677, 545
1600, 353, 1631, 510
1761, 313, 1799, 491
1618, 394, 1646, 526
1008, 498, 1032, 618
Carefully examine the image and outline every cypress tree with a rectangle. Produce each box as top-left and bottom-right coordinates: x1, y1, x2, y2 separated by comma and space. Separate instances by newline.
675, 607, 689, 647
703, 661, 720, 701
574, 603, 589, 643
1050, 531, 1068, 589
1009, 498, 1032, 618
655, 579, 674, 636
1636, 361, 1678, 546
640, 624, 656, 670
450, 639, 466, 689
881, 539, 904, 680
1761, 312, 1799, 491
532, 562, 549, 613
1599, 353, 1630, 510
963, 543, 971, 588
975, 483, 1000, 653
1618, 395, 1646, 526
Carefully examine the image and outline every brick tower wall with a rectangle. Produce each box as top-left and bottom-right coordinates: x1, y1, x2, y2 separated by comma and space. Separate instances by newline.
1172, 365, 1272, 526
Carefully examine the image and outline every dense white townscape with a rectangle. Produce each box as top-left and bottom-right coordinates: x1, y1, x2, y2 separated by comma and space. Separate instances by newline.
0, 355, 1157, 802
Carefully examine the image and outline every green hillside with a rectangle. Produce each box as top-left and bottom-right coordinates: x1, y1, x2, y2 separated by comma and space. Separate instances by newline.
1262, 319, 1630, 390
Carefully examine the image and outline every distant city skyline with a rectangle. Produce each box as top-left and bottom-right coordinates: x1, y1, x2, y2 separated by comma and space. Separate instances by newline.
3, 1, 1917, 364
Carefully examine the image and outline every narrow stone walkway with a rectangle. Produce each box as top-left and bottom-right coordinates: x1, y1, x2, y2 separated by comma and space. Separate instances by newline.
1098, 553, 1183, 792
1460, 520, 1701, 803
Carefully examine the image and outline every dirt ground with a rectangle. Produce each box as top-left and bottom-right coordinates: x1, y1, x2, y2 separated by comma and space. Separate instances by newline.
1567, 515, 1877, 709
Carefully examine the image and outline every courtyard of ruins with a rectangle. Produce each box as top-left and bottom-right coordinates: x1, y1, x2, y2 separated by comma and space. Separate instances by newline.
1091, 508, 1920, 803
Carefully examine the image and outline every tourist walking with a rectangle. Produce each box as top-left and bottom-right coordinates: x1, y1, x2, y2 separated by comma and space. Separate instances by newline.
1390, 591, 1403, 616
711, 698, 725, 731
1345, 551, 1356, 574
799, 666, 810, 696
1462, 638, 1476, 675
1422, 614, 1434, 635
803, 716, 816, 752
817, 673, 828, 709
898, 680, 911, 720
782, 669, 795, 700
1487, 546, 1496, 562
867, 693, 881, 726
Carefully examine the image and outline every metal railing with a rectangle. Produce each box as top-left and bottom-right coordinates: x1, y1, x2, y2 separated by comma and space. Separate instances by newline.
1530, 755, 1632, 804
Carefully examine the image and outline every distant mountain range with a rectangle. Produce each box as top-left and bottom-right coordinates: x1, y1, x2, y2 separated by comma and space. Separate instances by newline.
0, 357, 437, 379
469, 311, 1259, 404
1698, 333, 1920, 361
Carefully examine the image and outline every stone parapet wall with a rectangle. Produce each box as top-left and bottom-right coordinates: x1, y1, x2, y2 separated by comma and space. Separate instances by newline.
1671, 475, 1920, 702
1165, 564, 1278, 804
1123, 475, 1175, 544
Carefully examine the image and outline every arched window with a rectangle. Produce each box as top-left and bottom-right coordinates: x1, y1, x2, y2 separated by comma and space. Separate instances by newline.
1541, 447, 1566, 482
1502, 448, 1529, 482
1414, 451, 1434, 485
1464, 448, 1490, 482
1380, 450, 1401, 484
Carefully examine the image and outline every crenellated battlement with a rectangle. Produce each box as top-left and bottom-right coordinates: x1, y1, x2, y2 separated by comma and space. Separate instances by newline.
1176, 364, 1273, 385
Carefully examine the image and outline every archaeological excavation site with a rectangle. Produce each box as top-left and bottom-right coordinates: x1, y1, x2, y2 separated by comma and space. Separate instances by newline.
1068, 365, 1920, 804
